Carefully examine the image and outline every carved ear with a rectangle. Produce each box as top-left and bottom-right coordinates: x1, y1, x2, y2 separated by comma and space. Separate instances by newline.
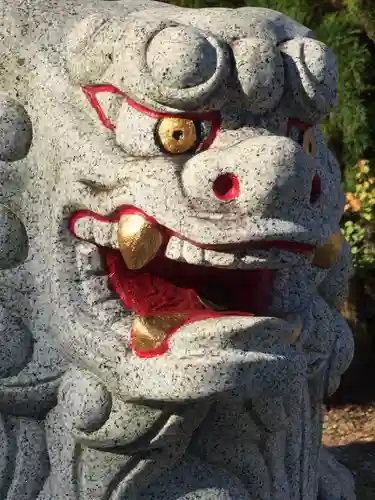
280, 37, 338, 124
65, 14, 123, 85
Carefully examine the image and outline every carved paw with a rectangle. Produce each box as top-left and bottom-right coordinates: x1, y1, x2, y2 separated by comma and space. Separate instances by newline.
57, 366, 168, 450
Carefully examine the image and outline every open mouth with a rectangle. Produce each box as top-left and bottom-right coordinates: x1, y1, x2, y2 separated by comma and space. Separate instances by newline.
69, 207, 314, 357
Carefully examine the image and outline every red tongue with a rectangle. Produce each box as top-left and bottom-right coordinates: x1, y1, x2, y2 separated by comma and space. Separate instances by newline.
104, 248, 272, 317
106, 250, 206, 315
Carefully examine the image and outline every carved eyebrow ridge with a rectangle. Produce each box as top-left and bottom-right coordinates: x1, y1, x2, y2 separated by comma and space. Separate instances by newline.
82, 83, 222, 128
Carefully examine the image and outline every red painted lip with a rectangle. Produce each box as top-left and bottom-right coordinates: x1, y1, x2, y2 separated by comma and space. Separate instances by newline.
69, 206, 315, 257
69, 206, 312, 359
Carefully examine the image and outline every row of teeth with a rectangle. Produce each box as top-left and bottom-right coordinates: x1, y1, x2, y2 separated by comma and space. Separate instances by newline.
166, 236, 244, 267
75, 239, 304, 350
72, 213, 315, 270
72, 214, 276, 270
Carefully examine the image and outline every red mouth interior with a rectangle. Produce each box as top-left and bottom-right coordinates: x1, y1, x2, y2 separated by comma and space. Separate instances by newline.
104, 248, 273, 317
70, 208, 314, 357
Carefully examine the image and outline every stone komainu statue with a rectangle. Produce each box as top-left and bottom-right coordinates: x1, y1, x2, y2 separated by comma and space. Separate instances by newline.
0, 0, 356, 498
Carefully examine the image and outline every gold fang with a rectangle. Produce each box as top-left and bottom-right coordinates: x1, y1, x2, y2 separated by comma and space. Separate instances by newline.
284, 314, 302, 343
275, 313, 302, 344
118, 213, 163, 270
312, 231, 343, 269
132, 314, 186, 352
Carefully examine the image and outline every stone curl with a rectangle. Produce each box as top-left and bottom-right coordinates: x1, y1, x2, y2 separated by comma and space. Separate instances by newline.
232, 38, 284, 115
0, 204, 28, 270
65, 14, 124, 85
280, 37, 338, 123
113, 18, 231, 109
0, 94, 32, 162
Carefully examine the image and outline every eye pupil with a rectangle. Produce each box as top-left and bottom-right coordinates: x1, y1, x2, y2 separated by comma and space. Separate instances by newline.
156, 117, 199, 155
302, 128, 316, 158
173, 130, 184, 141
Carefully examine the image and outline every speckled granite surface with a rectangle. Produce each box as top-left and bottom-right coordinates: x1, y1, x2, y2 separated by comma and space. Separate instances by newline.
0, 1, 356, 498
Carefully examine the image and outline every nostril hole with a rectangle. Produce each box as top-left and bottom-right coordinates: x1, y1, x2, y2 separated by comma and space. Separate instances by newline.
310, 175, 321, 204
213, 173, 240, 201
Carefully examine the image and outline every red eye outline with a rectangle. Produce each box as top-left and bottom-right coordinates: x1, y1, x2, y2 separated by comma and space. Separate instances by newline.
287, 118, 317, 158
82, 84, 221, 153
287, 118, 312, 136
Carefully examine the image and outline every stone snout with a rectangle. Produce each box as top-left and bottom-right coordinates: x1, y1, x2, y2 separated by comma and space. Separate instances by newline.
73, 129, 327, 249
180, 132, 323, 238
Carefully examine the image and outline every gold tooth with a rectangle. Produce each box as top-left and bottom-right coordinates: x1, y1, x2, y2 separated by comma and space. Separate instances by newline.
132, 314, 186, 352
117, 213, 163, 270
274, 313, 302, 344
312, 231, 343, 269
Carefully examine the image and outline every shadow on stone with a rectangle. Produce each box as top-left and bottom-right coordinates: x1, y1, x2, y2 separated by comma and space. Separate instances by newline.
329, 441, 375, 500
326, 274, 375, 406
327, 351, 375, 406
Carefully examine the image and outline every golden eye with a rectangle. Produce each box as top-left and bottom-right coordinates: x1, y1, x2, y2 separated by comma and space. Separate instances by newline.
303, 127, 316, 157
155, 117, 199, 155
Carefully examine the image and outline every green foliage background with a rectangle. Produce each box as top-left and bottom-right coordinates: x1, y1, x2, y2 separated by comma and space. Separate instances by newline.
165, 0, 375, 190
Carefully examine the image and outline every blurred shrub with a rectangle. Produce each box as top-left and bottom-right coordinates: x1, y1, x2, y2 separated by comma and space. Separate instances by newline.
342, 160, 375, 274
